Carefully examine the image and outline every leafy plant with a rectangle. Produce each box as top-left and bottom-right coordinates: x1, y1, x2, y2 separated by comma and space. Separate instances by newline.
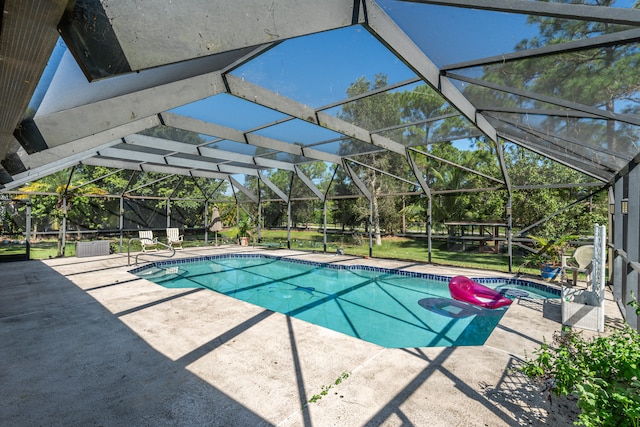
527, 233, 578, 266
308, 372, 350, 404
521, 325, 640, 427
237, 218, 253, 238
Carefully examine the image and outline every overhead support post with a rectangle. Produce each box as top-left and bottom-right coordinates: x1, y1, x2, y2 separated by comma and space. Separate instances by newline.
61, 196, 67, 257
119, 196, 124, 253
166, 199, 171, 229
369, 197, 373, 258
608, 187, 615, 283
625, 164, 639, 329
287, 200, 292, 249
323, 198, 328, 254
427, 198, 432, 264
344, 161, 373, 257
293, 165, 328, 252
494, 136, 513, 271
613, 178, 625, 310
25, 198, 32, 260
258, 198, 262, 243
258, 170, 290, 247
407, 148, 433, 262
506, 197, 513, 273
287, 173, 294, 250
204, 200, 209, 245
493, 139, 512, 195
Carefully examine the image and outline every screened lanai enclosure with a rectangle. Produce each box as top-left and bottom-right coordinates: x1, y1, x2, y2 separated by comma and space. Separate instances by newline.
1, 0, 639, 328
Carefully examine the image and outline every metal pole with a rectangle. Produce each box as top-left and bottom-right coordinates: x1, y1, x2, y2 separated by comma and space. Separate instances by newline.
427, 198, 432, 264
287, 201, 291, 249
166, 198, 171, 228
507, 197, 513, 273
119, 197, 124, 253
204, 200, 209, 245
323, 199, 327, 253
25, 197, 31, 260
369, 197, 373, 258
61, 196, 67, 257
258, 201, 262, 242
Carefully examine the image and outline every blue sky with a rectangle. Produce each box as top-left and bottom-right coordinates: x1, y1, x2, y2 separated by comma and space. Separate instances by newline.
34, 1, 637, 162
172, 2, 545, 136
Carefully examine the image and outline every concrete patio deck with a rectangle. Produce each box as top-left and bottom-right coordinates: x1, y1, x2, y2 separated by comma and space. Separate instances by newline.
0, 246, 625, 426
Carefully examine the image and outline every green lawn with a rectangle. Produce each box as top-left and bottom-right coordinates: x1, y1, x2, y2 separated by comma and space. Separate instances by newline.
1, 230, 538, 276
235, 229, 534, 275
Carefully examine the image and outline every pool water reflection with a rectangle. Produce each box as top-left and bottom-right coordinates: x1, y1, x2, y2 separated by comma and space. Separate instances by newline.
132, 255, 559, 348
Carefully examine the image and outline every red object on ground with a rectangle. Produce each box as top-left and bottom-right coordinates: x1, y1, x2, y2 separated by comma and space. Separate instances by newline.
448, 276, 513, 309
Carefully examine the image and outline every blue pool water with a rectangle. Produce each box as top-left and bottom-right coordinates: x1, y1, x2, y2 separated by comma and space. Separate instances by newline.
132, 255, 559, 348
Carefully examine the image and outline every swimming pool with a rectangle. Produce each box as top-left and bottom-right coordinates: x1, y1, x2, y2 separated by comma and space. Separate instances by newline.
131, 254, 559, 348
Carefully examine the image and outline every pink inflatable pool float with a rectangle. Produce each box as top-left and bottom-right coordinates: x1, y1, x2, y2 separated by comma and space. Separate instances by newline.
448, 276, 513, 309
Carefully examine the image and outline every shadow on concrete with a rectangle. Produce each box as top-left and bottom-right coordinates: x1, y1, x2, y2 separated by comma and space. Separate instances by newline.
0, 260, 273, 426
362, 347, 520, 426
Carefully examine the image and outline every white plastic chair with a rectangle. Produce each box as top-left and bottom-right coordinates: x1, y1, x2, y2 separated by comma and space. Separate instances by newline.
139, 230, 158, 252
166, 228, 183, 250
562, 245, 594, 285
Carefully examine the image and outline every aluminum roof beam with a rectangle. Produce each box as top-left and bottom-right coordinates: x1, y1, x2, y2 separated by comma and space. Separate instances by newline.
447, 72, 640, 128
343, 161, 372, 201
294, 166, 326, 202
363, 1, 497, 139
364, 0, 512, 195
497, 132, 612, 182
1, 0, 634, 199
161, 112, 342, 165
346, 159, 418, 187
258, 171, 289, 203
225, 75, 408, 155
122, 134, 299, 171
408, 147, 505, 185
402, 0, 640, 26
229, 177, 259, 204
442, 28, 640, 72
2, 116, 158, 190
33, 69, 226, 148
488, 114, 627, 172
488, 113, 634, 164
96, 145, 260, 177
3, 150, 98, 191
406, 149, 432, 199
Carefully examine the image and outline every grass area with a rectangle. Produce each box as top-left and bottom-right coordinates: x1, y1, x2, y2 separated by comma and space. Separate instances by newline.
1, 230, 540, 276
225, 229, 537, 275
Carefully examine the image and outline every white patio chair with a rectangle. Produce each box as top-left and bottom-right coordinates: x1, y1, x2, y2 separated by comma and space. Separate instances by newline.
139, 230, 158, 252
562, 245, 594, 286
166, 228, 183, 250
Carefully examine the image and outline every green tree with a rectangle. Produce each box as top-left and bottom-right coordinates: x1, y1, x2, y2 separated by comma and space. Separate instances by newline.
338, 74, 405, 244
17, 169, 107, 256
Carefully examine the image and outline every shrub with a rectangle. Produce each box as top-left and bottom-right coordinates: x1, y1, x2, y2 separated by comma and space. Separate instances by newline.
521, 324, 640, 426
